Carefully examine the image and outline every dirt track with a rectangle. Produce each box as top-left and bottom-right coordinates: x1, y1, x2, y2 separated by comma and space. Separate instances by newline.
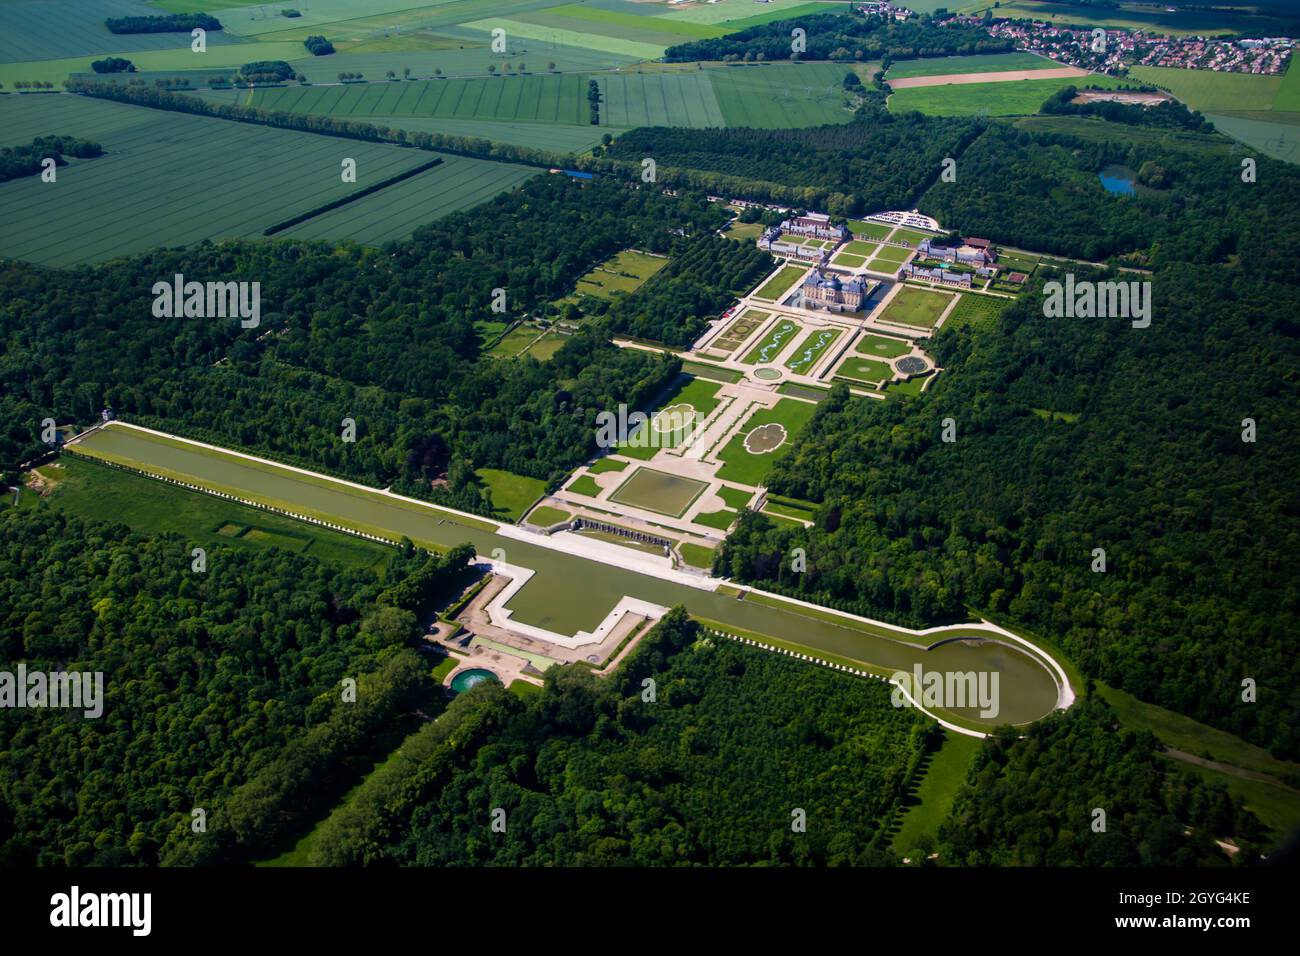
889, 67, 1089, 89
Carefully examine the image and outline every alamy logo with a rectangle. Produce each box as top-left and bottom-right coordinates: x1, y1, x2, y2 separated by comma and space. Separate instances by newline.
152, 273, 260, 328
1042, 274, 1151, 328
891, 663, 1000, 719
594, 403, 704, 453
0, 665, 103, 718
50, 886, 150, 936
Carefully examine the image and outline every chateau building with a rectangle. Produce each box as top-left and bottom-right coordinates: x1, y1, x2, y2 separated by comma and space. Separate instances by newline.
802, 269, 868, 311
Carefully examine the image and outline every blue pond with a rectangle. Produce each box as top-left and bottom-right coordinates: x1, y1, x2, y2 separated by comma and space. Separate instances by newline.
1099, 164, 1137, 195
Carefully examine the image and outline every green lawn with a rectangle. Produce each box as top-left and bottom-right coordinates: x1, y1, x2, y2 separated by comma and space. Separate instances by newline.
724, 221, 765, 242
566, 474, 604, 498
843, 240, 881, 256
856, 333, 912, 359
588, 457, 629, 475
763, 495, 817, 523
880, 287, 953, 329
40, 456, 389, 572
487, 324, 542, 358
751, 264, 807, 302
477, 468, 547, 522
847, 220, 894, 240
527, 505, 572, 527
831, 252, 866, 268
716, 399, 819, 486
620, 376, 722, 458
522, 331, 569, 360
891, 732, 982, 858
679, 541, 718, 570
718, 485, 754, 510
692, 507, 737, 531
553, 249, 669, 316
835, 356, 893, 386
942, 294, 1011, 333
742, 319, 800, 365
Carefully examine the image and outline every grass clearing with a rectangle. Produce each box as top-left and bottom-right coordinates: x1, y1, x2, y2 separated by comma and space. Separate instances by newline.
752, 264, 808, 302
679, 541, 717, 570
588, 458, 629, 475
891, 731, 983, 857
784, 327, 841, 375
527, 505, 572, 527
855, 333, 912, 359
553, 249, 669, 316
835, 356, 893, 387
566, 474, 603, 498
42, 456, 389, 572
880, 287, 953, 329
476, 468, 547, 522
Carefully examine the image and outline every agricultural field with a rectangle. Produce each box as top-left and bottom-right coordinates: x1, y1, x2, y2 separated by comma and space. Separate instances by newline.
1204, 113, 1300, 166
855, 333, 912, 359
553, 249, 670, 316
982, 1, 1278, 36
751, 264, 807, 303
463, 17, 667, 60
0, 0, 245, 63
599, 70, 725, 127
609, 466, 709, 518
742, 319, 800, 365
278, 154, 538, 245
880, 287, 954, 329
715, 399, 818, 486
709, 62, 858, 128
886, 51, 1059, 81
0, 95, 455, 266
1130, 65, 1283, 113
889, 74, 1126, 117
784, 327, 841, 375
240, 73, 597, 125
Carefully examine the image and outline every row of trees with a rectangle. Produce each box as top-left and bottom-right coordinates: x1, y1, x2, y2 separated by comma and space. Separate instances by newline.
104, 13, 221, 34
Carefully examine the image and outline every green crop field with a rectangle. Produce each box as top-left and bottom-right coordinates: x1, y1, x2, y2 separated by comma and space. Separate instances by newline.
751, 264, 806, 302
887, 51, 1060, 81
889, 74, 1126, 117
278, 154, 538, 245
661, 0, 825, 26
242, 72, 596, 124
716, 399, 819, 486
742, 319, 800, 365
0, 0, 247, 63
1275, 60, 1300, 112
40, 456, 389, 572
985, 1, 1271, 36
709, 63, 857, 128
0, 94, 449, 266
1205, 113, 1300, 165
855, 333, 912, 359
1130, 65, 1282, 113
600, 70, 725, 127
881, 287, 954, 329
784, 327, 841, 374
463, 16, 667, 60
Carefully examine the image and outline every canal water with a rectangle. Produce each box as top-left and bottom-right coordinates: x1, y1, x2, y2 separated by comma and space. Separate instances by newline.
73, 425, 1063, 725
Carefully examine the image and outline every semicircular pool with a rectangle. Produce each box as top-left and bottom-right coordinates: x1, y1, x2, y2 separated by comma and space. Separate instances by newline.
450, 668, 500, 693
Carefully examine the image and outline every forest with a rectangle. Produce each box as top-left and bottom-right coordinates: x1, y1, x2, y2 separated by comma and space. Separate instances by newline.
939, 700, 1268, 865
718, 119, 1300, 758
307, 610, 925, 866
104, 13, 222, 34
664, 10, 1011, 64
602, 109, 982, 217
0, 508, 474, 865
0, 176, 729, 508
594, 234, 774, 347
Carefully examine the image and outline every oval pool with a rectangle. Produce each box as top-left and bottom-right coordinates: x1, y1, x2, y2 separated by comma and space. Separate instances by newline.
449, 668, 500, 693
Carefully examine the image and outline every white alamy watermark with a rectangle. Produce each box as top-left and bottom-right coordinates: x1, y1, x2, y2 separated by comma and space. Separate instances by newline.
152, 273, 260, 328
891, 663, 1000, 719
595, 403, 704, 452
50, 887, 150, 936
0, 665, 103, 718
1042, 274, 1151, 329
